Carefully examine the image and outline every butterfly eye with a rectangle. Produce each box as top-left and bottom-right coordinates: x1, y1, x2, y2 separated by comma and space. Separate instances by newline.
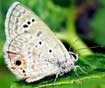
14, 59, 25, 68
70, 52, 78, 62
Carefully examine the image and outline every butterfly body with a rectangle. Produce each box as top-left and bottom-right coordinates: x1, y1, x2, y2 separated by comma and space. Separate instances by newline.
4, 2, 78, 83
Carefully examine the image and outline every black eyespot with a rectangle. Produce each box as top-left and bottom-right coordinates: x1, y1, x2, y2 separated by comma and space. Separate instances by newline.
32, 19, 35, 22
49, 49, 52, 53
39, 41, 42, 45
27, 21, 31, 24
23, 24, 28, 28
15, 60, 21, 66
23, 70, 25, 73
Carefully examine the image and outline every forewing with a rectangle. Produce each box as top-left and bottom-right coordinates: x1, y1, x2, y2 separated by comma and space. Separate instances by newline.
5, 1, 70, 63
5, 2, 46, 40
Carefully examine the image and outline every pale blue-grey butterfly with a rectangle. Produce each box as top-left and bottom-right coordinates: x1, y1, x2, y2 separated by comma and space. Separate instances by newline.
4, 2, 78, 83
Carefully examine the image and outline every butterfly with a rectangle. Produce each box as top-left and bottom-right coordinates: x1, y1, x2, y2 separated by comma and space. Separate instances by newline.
4, 1, 78, 83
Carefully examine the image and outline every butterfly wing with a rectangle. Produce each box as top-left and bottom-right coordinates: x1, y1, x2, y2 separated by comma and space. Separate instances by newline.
4, 2, 75, 82
5, 1, 71, 62
5, 2, 42, 40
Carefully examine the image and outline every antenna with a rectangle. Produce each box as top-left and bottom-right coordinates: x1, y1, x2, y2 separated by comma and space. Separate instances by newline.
75, 46, 104, 52
69, 38, 79, 52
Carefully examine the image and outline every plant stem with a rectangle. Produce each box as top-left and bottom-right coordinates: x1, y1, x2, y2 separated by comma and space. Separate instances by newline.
56, 6, 93, 57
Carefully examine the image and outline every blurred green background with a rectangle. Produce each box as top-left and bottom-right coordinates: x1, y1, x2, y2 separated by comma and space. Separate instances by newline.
0, 0, 105, 88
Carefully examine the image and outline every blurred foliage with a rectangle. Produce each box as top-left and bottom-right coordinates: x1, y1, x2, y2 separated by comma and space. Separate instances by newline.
99, 0, 105, 5
21, 0, 68, 32
0, 69, 15, 88
0, 0, 105, 88
52, 0, 71, 7
90, 0, 105, 46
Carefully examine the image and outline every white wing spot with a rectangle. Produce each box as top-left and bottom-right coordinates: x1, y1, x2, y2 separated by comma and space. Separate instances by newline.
10, 16, 18, 23
12, 10, 20, 17
16, 5, 25, 13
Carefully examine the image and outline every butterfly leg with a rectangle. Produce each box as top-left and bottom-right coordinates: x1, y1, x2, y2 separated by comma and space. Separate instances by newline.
73, 65, 87, 77
54, 71, 60, 81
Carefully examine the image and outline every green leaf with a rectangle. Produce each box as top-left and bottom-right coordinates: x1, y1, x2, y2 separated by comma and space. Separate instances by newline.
99, 0, 105, 5
0, 69, 15, 88
10, 54, 105, 88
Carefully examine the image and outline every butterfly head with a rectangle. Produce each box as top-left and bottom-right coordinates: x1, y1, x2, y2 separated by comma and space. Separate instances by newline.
69, 52, 78, 62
